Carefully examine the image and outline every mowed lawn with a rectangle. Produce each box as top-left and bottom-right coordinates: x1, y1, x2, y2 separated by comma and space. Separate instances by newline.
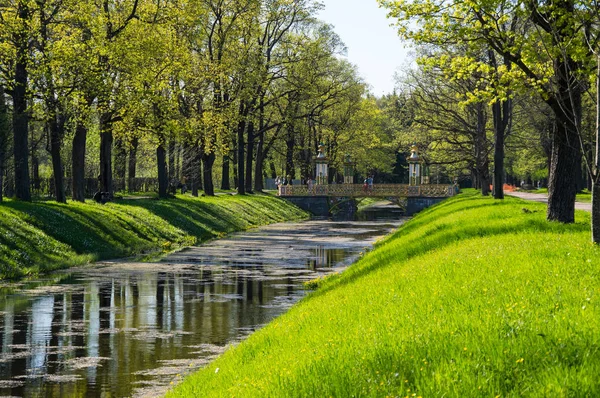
168, 191, 600, 397
0, 194, 308, 280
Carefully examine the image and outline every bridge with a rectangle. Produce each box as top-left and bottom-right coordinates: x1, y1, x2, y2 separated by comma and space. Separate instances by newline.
278, 183, 457, 217
278, 184, 455, 198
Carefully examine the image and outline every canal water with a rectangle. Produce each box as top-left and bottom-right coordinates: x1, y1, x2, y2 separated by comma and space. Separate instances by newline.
0, 208, 404, 397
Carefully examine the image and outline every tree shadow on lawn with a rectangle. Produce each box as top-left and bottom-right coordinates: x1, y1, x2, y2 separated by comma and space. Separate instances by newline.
116, 197, 247, 242
2, 201, 168, 259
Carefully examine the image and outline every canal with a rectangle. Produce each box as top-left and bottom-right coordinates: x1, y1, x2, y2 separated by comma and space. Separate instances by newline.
0, 209, 404, 397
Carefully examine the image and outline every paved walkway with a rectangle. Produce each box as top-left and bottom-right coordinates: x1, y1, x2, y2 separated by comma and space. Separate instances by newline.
506, 191, 592, 213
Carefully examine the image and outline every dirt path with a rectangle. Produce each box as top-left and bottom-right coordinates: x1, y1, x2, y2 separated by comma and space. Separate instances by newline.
506, 191, 592, 213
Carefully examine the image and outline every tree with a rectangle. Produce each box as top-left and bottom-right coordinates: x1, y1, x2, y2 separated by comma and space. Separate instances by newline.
0, 1, 33, 201
380, 0, 594, 223
0, 85, 9, 202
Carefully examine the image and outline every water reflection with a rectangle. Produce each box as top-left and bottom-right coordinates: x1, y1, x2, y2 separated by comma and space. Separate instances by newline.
0, 217, 403, 397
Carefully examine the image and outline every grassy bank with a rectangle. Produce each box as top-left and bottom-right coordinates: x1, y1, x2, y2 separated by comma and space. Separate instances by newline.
0, 194, 308, 280
169, 191, 600, 397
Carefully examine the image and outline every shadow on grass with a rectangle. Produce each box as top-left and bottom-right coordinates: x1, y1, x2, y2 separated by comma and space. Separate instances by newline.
0, 194, 306, 280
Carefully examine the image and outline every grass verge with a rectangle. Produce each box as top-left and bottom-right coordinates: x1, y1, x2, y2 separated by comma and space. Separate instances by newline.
168, 190, 600, 397
0, 194, 308, 280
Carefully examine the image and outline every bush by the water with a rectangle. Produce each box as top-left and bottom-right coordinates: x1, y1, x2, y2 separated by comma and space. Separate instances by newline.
169, 190, 600, 397
0, 194, 307, 280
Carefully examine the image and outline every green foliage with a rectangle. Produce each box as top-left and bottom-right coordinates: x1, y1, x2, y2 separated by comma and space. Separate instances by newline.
0, 195, 307, 280
168, 191, 600, 397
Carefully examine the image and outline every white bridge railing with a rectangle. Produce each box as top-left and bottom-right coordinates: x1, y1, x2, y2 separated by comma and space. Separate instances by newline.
278, 184, 456, 198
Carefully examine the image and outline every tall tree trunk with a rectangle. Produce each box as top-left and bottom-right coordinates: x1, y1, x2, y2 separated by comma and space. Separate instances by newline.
157, 144, 168, 199
168, 138, 176, 181
492, 98, 511, 199
128, 137, 138, 192
99, 111, 113, 198
233, 136, 238, 189
591, 55, 600, 243
547, 118, 580, 223
488, 52, 512, 199
0, 86, 7, 202
475, 103, 490, 196
237, 116, 246, 195
245, 122, 254, 193
0, 155, 3, 202
221, 154, 231, 190
546, 58, 582, 223
72, 95, 94, 202
175, 144, 181, 180
254, 131, 265, 192
49, 111, 66, 203
593, 181, 600, 243
72, 120, 88, 201
202, 152, 216, 196
12, 1, 31, 201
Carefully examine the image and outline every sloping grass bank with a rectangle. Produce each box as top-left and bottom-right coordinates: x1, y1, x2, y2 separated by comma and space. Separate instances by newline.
0, 194, 308, 280
169, 191, 600, 397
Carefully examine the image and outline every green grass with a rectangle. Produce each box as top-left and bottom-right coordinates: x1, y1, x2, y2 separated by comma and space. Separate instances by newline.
0, 194, 308, 280
577, 190, 592, 203
168, 190, 600, 397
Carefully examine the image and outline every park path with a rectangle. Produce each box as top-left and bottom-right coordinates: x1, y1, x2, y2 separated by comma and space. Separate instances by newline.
506, 191, 592, 213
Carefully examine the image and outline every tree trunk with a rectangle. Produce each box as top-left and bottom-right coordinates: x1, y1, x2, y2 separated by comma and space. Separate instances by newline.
245, 122, 254, 193
254, 132, 265, 192
49, 111, 66, 203
128, 137, 138, 192
0, 158, 3, 202
237, 117, 246, 195
0, 86, 9, 202
12, 1, 31, 201
99, 111, 113, 198
593, 182, 600, 243
233, 136, 238, 189
546, 68, 582, 224
175, 144, 181, 180
221, 154, 231, 190
492, 99, 508, 199
474, 103, 490, 196
157, 144, 168, 199
202, 152, 216, 196
592, 55, 600, 243
72, 120, 87, 201
168, 138, 176, 181
547, 120, 580, 223
72, 95, 94, 202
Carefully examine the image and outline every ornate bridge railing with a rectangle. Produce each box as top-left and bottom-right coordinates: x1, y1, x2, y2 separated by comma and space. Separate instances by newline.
278, 184, 456, 198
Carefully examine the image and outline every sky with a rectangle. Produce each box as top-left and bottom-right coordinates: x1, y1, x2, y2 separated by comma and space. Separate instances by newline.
317, 0, 412, 96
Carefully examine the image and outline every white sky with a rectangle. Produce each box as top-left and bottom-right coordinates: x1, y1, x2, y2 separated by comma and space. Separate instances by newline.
317, 0, 412, 96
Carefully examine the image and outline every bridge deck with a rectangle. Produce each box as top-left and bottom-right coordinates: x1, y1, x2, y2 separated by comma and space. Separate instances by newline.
278, 184, 456, 198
